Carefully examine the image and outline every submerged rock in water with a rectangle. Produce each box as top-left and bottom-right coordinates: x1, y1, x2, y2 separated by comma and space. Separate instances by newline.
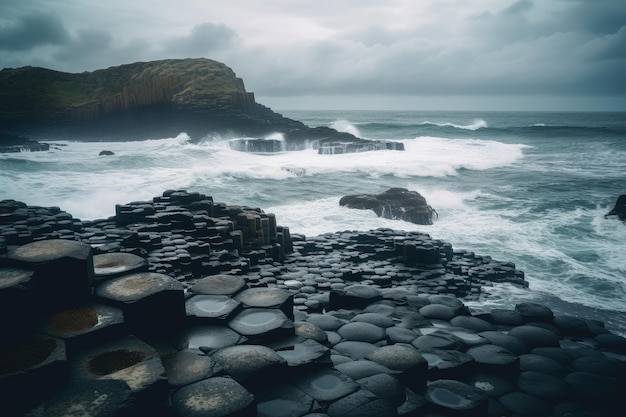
99, 150, 115, 156
339, 187, 437, 225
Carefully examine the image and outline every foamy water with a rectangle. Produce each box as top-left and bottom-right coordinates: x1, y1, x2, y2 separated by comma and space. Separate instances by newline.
2, 110, 625, 334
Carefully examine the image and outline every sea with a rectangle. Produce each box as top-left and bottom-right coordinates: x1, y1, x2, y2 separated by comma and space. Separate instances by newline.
2, 110, 625, 336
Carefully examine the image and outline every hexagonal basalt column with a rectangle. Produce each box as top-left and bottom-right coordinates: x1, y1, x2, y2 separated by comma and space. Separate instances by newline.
6, 239, 94, 309
235, 287, 295, 320
0, 335, 67, 415
71, 335, 168, 415
189, 274, 247, 297
228, 308, 295, 342
0, 267, 35, 336
95, 272, 185, 335
171, 376, 256, 417
41, 303, 126, 356
93, 252, 148, 283
186, 294, 241, 323
425, 379, 488, 415
23, 379, 134, 417
211, 344, 288, 389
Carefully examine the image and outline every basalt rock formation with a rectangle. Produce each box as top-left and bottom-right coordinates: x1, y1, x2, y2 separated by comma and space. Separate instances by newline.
1, 190, 625, 417
606, 195, 626, 221
340, 188, 438, 225
0, 133, 50, 153
0, 58, 403, 153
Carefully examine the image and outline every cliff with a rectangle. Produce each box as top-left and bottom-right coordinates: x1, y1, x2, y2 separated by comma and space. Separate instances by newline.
0, 59, 403, 151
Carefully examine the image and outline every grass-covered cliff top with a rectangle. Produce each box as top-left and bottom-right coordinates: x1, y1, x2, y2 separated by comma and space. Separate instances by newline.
0, 58, 249, 116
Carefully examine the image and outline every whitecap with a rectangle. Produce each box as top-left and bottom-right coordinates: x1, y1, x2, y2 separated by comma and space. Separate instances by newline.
330, 119, 362, 137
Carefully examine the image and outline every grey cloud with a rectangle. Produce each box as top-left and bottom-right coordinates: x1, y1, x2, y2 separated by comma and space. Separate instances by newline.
503, 0, 533, 16
557, 0, 626, 35
52, 29, 112, 62
0, 12, 70, 51
162, 22, 237, 57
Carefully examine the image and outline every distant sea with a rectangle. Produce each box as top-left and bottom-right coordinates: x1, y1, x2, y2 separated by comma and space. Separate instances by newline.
2, 110, 625, 335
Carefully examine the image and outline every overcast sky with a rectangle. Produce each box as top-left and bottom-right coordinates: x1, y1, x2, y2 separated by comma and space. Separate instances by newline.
1, 0, 625, 110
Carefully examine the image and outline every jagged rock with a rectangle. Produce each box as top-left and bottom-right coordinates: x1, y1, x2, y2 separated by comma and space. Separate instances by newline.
339, 188, 437, 225
0, 133, 49, 153
606, 195, 626, 221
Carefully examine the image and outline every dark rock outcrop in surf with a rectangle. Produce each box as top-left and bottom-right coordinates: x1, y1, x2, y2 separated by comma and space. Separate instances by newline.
606, 195, 626, 221
340, 188, 437, 225
1, 190, 625, 417
0, 133, 49, 153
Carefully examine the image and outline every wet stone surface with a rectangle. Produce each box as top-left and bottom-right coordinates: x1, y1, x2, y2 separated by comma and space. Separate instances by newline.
1, 190, 625, 417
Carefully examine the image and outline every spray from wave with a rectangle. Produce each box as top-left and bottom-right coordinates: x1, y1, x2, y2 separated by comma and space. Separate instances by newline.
330, 119, 362, 137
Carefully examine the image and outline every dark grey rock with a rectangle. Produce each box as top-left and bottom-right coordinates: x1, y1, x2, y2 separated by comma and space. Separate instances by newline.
162, 350, 220, 387
519, 354, 572, 378
171, 376, 255, 417
326, 388, 399, 417
516, 371, 572, 400
294, 368, 360, 402
498, 391, 552, 417
339, 188, 436, 225
425, 379, 488, 414
337, 322, 386, 343
211, 344, 288, 386
515, 302, 554, 323
508, 325, 561, 349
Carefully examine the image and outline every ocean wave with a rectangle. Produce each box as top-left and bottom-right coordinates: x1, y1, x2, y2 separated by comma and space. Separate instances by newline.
420, 119, 488, 131
329, 119, 362, 137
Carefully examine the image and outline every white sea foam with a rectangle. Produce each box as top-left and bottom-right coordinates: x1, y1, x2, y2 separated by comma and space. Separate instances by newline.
421, 119, 488, 130
330, 119, 362, 137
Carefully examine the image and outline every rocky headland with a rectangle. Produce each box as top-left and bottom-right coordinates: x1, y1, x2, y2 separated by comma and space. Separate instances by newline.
1, 190, 625, 417
0, 59, 403, 153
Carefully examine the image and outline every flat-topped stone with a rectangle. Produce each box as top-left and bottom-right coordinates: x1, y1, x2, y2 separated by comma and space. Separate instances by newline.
516, 370, 572, 400
8, 239, 91, 264
0, 267, 33, 289
515, 302, 554, 323
178, 325, 244, 352
425, 379, 488, 414
186, 294, 241, 322
93, 252, 147, 281
211, 344, 288, 386
256, 383, 315, 417
95, 272, 185, 333
24, 379, 133, 417
162, 349, 221, 387
337, 322, 386, 343
326, 388, 399, 417
171, 376, 255, 417
189, 274, 247, 296
508, 325, 561, 349
228, 308, 294, 341
41, 303, 125, 354
294, 368, 360, 402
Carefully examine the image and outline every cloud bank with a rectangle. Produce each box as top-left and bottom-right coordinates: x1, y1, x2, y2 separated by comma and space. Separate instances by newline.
0, 0, 624, 110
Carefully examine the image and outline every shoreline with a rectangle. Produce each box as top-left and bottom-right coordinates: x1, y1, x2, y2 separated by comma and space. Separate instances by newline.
1, 189, 625, 416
